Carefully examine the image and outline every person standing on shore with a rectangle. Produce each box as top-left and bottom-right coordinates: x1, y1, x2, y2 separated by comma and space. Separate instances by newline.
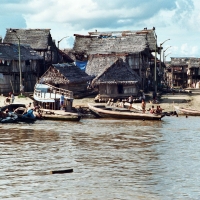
128, 95, 133, 109
141, 99, 146, 113
11, 92, 15, 103
60, 93, 65, 109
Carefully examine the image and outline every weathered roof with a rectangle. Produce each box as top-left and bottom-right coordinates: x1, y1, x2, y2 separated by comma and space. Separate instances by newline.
171, 57, 200, 68
92, 57, 141, 85
41, 63, 93, 84
0, 43, 43, 61
87, 29, 157, 51
88, 29, 157, 51
62, 48, 76, 61
58, 49, 74, 63
189, 59, 200, 68
73, 29, 156, 55
86, 54, 122, 76
3, 29, 52, 50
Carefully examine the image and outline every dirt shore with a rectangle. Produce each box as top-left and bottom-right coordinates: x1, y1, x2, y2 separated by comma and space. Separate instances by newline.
72, 89, 200, 112
0, 89, 199, 112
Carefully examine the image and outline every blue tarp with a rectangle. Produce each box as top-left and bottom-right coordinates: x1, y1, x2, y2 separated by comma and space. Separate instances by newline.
76, 60, 88, 71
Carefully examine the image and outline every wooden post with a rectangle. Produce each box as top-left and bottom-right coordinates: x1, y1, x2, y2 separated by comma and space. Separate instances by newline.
50, 169, 73, 174
10, 80, 15, 94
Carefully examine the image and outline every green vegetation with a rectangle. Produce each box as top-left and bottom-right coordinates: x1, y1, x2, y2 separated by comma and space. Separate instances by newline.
18, 94, 26, 98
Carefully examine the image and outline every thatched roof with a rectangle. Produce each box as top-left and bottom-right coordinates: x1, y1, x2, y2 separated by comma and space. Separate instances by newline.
92, 58, 141, 86
4, 29, 52, 50
0, 43, 43, 61
40, 63, 93, 84
188, 58, 200, 68
62, 48, 76, 61
88, 29, 157, 51
73, 29, 156, 55
58, 49, 74, 63
89, 28, 157, 52
86, 54, 123, 76
171, 57, 200, 68
73, 34, 150, 56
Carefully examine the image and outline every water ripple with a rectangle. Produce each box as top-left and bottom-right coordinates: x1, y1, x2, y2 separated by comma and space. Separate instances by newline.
0, 117, 200, 199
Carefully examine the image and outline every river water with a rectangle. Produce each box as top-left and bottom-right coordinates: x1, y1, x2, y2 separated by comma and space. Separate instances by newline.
0, 116, 200, 200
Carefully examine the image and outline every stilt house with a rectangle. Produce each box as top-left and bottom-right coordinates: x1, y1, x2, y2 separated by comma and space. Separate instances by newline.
3, 29, 71, 75
0, 43, 43, 94
169, 57, 192, 88
73, 28, 157, 94
91, 57, 141, 100
38, 63, 93, 96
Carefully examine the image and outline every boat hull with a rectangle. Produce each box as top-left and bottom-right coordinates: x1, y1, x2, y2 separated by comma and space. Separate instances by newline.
41, 114, 81, 121
40, 109, 81, 121
88, 103, 164, 120
174, 106, 200, 116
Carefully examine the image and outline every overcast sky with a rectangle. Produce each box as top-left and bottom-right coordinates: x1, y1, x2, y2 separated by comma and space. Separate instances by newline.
0, 0, 199, 61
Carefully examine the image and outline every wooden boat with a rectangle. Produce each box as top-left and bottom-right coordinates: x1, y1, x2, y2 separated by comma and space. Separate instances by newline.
33, 83, 81, 121
1, 103, 27, 112
33, 83, 74, 111
174, 106, 200, 116
0, 104, 36, 123
88, 103, 165, 120
39, 108, 81, 121
0, 103, 81, 122
0, 112, 18, 123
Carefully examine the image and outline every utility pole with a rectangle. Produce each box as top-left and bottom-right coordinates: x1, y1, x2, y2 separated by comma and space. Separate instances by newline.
154, 31, 157, 93
57, 36, 68, 49
159, 39, 170, 72
9, 29, 23, 94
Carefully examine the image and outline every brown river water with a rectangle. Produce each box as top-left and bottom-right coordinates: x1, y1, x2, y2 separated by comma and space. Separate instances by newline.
0, 116, 200, 200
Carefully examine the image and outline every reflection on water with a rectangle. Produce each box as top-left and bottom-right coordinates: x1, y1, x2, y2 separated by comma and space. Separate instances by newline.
0, 117, 200, 199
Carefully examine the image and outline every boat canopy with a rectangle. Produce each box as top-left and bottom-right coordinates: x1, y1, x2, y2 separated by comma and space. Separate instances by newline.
35, 84, 50, 93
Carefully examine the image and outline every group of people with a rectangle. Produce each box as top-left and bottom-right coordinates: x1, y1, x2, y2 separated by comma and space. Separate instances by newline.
149, 105, 163, 114
128, 93, 163, 114
14, 102, 42, 119
127, 93, 146, 113
141, 102, 163, 114
106, 92, 163, 115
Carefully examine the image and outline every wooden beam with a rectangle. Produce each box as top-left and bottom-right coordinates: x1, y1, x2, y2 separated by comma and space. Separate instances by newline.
50, 169, 73, 174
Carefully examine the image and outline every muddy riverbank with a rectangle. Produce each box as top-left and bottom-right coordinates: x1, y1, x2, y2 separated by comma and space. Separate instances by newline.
0, 89, 199, 113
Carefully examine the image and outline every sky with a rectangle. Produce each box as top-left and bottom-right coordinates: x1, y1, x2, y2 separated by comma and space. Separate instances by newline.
0, 0, 199, 61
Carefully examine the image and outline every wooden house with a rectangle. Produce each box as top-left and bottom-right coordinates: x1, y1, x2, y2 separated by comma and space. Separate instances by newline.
166, 57, 200, 89
187, 58, 200, 88
3, 28, 70, 74
0, 43, 43, 94
73, 28, 157, 92
169, 57, 193, 88
38, 63, 93, 96
91, 57, 141, 100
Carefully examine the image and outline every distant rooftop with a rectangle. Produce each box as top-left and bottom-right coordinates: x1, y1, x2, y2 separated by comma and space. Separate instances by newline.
3, 28, 52, 50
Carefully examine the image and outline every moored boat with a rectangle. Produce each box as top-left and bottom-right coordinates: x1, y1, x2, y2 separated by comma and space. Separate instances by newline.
39, 108, 81, 121
33, 83, 81, 121
88, 103, 165, 120
174, 106, 200, 116
0, 103, 36, 123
